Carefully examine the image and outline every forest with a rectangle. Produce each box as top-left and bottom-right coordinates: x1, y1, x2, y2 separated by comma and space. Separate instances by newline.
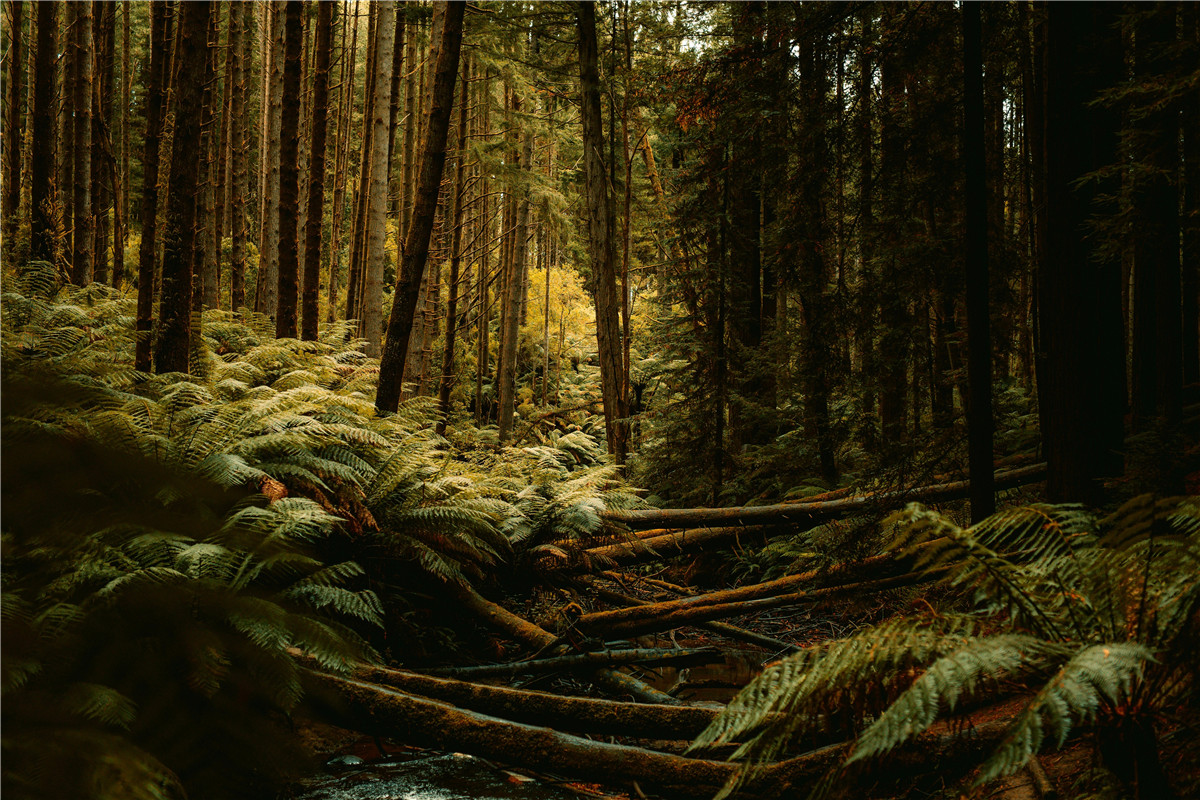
1, 1, 1198, 799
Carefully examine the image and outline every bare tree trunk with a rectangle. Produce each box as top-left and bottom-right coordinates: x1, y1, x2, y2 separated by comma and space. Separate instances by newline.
193, 7, 218, 312
58, 2, 74, 272
345, 3, 377, 332
400, 11, 419, 242
576, 1, 628, 462
135, 1, 170, 371
2, 0, 23, 251
474, 71, 492, 423
376, 0, 465, 413
28, 1, 56, 265
497, 91, 533, 443
361, 0, 395, 357
326, 0, 358, 324
71, 1, 94, 286
436, 59, 471, 435
275, 0, 303, 338
212, 0, 236, 309
115, 0, 130, 288
155, 1, 213, 374
230, 1, 249, 312
90, 0, 115, 284
255, 1, 283, 318
301, 0, 332, 340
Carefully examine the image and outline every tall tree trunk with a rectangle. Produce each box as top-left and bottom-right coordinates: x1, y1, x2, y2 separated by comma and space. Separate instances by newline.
29, 1, 54, 265
345, 3, 378, 333
135, 1, 171, 371
856, 10, 877, 450
575, 1, 629, 462
301, 0, 332, 340
255, 1, 283, 318
193, 7, 218, 312
400, 12, 419, 242
1184, 7, 1200, 390
91, 0, 115, 284
115, 0, 131, 288
2, 0, 23, 250
155, 1, 213, 374
212, 0, 236, 309
1038, 3, 1125, 502
437, 58, 471, 435
474, 71, 493, 424
59, 2, 75, 271
327, 0, 359, 324
376, 0, 465, 413
361, 0, 396, 357
963, 1, 995, 521
497, 90, 534, 443
1131, 5, 1183, 429
275, 0, 303, 338
71, 1, 94, 286
230, 1, 249, 312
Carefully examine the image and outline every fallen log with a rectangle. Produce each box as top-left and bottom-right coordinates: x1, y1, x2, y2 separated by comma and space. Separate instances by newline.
601, 463, 1047, 530
582, 577, 801, 653
449, 582, 682, 704
303, 671, 845, 798
425, 646, 722, 678
582, 524, 776, 567
579, 568, 947, 640
350, 662, 725, 739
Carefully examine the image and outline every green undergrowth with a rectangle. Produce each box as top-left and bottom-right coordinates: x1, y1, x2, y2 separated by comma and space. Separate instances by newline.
0, 269, 642, 800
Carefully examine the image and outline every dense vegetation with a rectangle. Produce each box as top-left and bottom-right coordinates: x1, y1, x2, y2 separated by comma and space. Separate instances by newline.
1, 2, 1197, 800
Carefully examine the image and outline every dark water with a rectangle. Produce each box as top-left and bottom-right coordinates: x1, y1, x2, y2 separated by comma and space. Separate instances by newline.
291, 753, 584, 800
638, 649, 765, 703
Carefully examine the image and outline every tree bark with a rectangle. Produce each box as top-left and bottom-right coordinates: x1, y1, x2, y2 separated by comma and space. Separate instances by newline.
275, 0, 303, 338
326, 0, 359, 324
497, 92, 533, 443
436, 59, 471, 435
376, 1, 466, 413
2, 0, 23, 250
192, 7, 218, 313
360, 0, 396, 356
155, 1, 213, 374
576, 1, 629, 463
89, 0, 114, 285
229, 1, 249, 312
962, 1, 995, 521
255, 1, 283, 318
426, 647, 720, 679
300, 0, 332, 340
28, 0, 56, 265
135, 1, 171, 371
71, 1, 94, 286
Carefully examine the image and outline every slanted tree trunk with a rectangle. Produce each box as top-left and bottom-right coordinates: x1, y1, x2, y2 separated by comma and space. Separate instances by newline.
135, 1, 171, 371
576, 1, 629, 462
2, 0, 23, 250
229, 0, 249, 312
359, 0, 395, 356
155, 0, 213, 374
275, 0, 303, 338
71, 2, 94, 286
436, 60, 471, 435
28, 0, 55, 265
376, 1, 466, 413
300, 0, 332, 340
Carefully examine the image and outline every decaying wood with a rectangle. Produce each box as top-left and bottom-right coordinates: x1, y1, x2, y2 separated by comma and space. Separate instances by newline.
426, 646, 721, 678
350, 663, 724, 739
582, 577, 801, 653
601, 464, 1046, 530
450, 583, 681, 704
581, 524, 776, 567
304, 671, 845, 798
578, 568, 946, 640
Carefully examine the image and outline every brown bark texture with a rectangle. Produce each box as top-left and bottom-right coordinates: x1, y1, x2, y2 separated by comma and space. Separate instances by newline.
301, 0, 333, 340
275, 0, 303, 338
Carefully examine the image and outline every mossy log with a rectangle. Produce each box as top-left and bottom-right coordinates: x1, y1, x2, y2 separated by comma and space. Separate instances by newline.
578, 569, 946, 640
351, 663, 725, 739
304, 671, 844, 798
600, 463, 1046, 530
449, 582, 682, 704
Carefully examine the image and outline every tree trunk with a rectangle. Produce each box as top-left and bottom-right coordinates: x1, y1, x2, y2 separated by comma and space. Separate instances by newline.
2, 0, 23, 250
1184, 7, 1200, 390
274, 0, 303, 338
360, 0, 395, 357
193, 7, 218, 313
344, 3, 377, 334
576, 1, 629, 462
962, 2, 995, 521
326, 0, 359, 324
90, 0, 115, 285
1038, 4, 1125, 502
71, 1, 94, 286
497, 91, 534, 443
135, 1, 171, 371
28, 0, 55, 265
300, 0, 332, 340
376, 1, 465, 413
211, 0, 236, 309
436, 60, 471, 435
116, 0, 131, 289
155, 1, 213, 374
229, 1, 249, 312
255, 1, 283, 319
